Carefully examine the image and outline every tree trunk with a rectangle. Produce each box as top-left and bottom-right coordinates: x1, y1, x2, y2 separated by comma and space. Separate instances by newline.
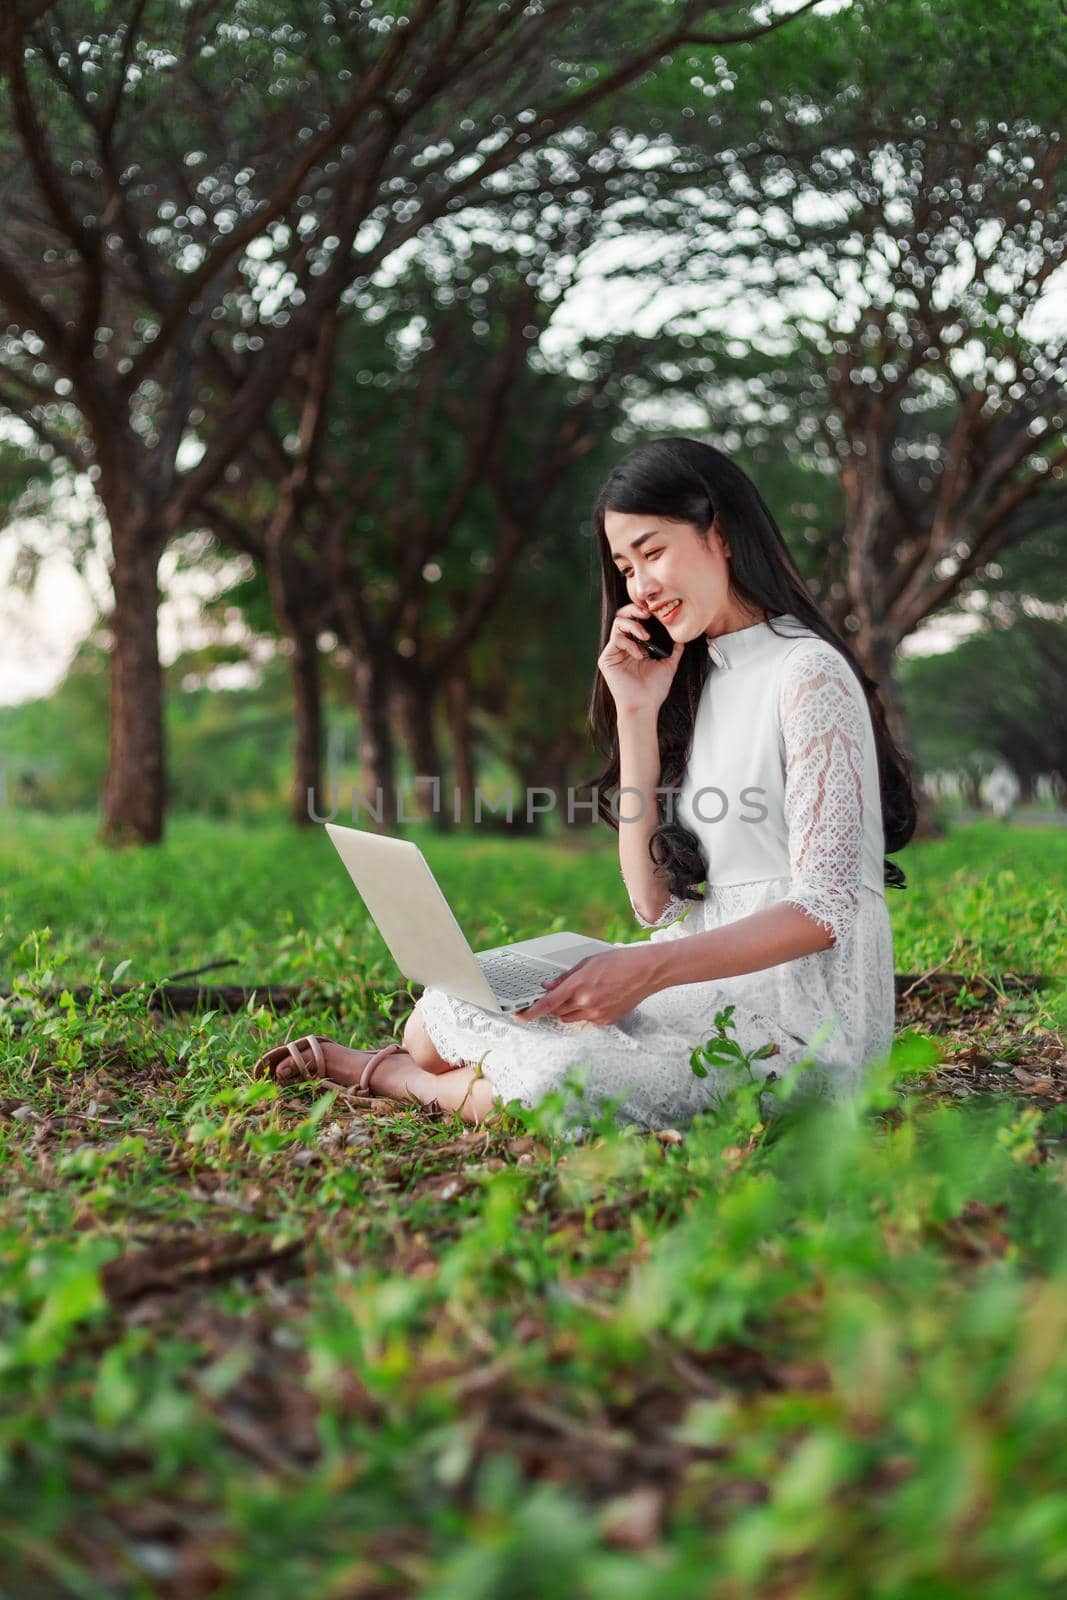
445, 670, 477, 828
513, 752, 569, 837
101, 541, 166, 845
290, 627, 322, 829
393, 667, 451, 831
852, 626, 944, 843
350, 654, 398, 831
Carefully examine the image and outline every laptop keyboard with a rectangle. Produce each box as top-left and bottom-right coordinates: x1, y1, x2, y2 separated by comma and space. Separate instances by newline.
478, 955, 553, 1000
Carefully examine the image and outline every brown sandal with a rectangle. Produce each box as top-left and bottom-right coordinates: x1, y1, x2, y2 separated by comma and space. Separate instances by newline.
254, 1033, 334, 1081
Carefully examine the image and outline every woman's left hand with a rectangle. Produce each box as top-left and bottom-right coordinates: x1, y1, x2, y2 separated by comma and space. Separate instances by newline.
513, 946, 660, 1027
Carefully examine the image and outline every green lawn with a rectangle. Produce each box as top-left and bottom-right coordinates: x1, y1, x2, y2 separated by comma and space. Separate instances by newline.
1, 814, 1066, 1597
3, 809, 1065, 991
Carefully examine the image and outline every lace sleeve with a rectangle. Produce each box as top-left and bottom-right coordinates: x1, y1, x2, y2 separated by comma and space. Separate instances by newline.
778, 645, 867, 948
631, 890, 692, 929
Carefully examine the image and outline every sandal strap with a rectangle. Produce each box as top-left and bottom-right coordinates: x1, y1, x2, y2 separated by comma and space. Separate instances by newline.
358, 1042, 403, 1095
306, 1036, 326, 1076
257, 1034, 331, 1081
286, 1041, 310, 1074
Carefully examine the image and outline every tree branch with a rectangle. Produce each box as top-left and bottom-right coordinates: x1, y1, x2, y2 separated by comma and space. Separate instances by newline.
124, 0, 439, 388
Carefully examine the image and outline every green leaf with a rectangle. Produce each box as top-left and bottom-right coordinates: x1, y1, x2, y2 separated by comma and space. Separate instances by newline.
702, 1039, 745, 1063
23, 1266, 105, 1365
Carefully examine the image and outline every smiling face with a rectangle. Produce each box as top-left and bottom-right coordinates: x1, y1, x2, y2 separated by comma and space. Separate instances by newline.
604, 510, 761, 642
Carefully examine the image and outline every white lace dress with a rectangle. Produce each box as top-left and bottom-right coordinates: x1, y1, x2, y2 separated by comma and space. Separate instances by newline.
416, 614, 897, 1130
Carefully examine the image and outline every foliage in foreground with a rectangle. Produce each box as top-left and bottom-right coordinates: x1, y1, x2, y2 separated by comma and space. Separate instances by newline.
1, 817, 1066, 1595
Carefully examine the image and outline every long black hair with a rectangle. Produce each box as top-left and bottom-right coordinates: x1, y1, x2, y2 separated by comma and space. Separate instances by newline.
584, 436, 917, 909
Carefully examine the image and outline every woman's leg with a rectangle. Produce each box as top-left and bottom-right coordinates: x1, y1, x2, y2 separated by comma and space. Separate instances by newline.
272, 1003, 466, 1087
394, 1005, 500, 1122
400, 1004, 468, 1075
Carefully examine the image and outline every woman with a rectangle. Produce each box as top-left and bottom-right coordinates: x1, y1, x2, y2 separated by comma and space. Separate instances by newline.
255, 437, 916, 1128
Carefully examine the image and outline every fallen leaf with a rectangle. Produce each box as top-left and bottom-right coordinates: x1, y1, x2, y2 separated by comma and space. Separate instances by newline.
599, 1485, 666, 1551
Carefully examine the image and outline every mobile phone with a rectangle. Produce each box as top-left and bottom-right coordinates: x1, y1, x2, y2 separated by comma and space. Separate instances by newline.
640, 609, 675, 660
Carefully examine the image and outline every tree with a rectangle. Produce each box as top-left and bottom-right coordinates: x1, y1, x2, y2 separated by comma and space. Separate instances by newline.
3, 0, 799, 841
197, 85, 773, 831
202, 236, 647, 829
901, 613, 1067, 799
575, 0, 1066, 774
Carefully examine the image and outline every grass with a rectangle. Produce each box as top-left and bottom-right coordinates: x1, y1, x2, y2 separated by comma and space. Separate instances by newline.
1, 811, 1067, 1598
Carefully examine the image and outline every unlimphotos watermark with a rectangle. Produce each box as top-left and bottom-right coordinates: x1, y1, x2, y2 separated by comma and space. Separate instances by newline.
307, 779, 769, 826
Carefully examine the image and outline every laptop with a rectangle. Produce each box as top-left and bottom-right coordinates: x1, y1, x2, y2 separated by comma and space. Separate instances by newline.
324, 822, 617, 1015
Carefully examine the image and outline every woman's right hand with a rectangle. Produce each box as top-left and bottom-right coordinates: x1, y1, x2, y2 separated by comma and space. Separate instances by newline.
597, 602, 685, 716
